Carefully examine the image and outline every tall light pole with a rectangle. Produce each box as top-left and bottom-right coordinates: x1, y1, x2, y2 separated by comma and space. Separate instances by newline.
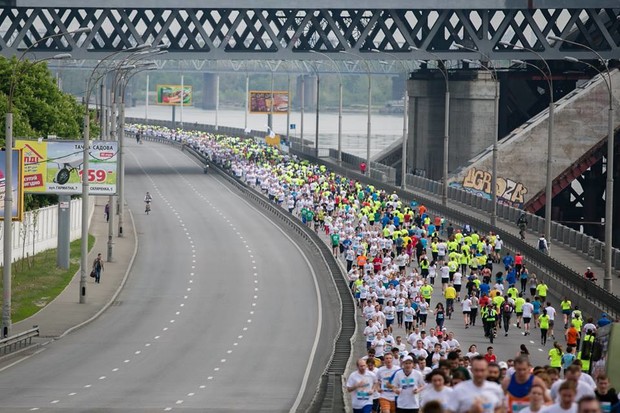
2, 27, 88, 338
503, 41, 555, 243
554, 39, 615, 290
306, 61, 321, 157
340, 50, 371, 176
80, 44, 151, 304
411, 48, 450, 201
372, 50, 413, 190
310, 50, 343, 162
458, 44, 500, 226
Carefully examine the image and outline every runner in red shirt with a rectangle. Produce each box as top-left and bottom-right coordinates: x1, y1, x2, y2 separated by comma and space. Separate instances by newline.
484, 346, 497, 363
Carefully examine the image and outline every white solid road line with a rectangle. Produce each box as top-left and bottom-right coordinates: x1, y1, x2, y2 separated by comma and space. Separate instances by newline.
211, 175, 324, 413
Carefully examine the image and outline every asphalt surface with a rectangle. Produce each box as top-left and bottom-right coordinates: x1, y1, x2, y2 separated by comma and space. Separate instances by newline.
0, 141, 330, 412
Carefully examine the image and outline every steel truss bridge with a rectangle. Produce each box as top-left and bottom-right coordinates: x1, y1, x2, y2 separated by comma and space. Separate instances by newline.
0, 0, 618, 65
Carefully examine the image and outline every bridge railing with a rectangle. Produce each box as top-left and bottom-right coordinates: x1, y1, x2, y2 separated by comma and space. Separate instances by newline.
125, 120, 620, 317
330, 146, 620, 276
290, 149, 620, 320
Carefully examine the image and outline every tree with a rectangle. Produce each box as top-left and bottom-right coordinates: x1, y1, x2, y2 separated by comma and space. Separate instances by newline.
0, 56, 92, 144
0, 57, 99, 211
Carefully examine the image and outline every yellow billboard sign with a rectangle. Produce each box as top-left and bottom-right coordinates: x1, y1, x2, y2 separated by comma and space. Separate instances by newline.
16, 140, 118, 195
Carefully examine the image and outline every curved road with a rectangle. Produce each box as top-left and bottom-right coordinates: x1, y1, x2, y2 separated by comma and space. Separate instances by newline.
0, 141, 330, 412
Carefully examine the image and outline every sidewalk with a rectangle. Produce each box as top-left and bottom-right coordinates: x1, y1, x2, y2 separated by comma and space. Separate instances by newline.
12, 197, 137, 339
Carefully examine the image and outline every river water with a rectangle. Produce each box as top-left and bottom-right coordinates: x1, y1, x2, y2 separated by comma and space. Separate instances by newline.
125, 105, 404, 158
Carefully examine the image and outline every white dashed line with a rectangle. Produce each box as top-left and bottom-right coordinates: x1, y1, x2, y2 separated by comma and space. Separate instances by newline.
84, 384, 92, 388
135, 350, 141, 355
99, 376, 106, 380
50, 400, 59, 404
68, 392, 76, 396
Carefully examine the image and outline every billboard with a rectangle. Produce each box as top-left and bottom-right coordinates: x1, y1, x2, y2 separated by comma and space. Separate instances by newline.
249, 91, 289, 114
0, 150, 24, 221
156, 84, 192, 106
16, 140, 118, 195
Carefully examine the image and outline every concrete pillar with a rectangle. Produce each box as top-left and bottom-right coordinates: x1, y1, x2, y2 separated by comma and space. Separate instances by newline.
391, 74, 406, 100
202, 73, 218, 109
295, 75, 317, 109
408, 70, 497, 181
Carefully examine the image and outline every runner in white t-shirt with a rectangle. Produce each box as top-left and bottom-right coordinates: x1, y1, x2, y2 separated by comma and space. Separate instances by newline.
392, 356, 425, 410
346, 358, 377, 412
447, 357, 504, 413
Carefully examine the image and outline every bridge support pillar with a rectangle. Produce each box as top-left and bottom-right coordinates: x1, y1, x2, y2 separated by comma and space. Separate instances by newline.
408, 70, 497, 181
295, 75, 317, 110
202, 73, 218, 109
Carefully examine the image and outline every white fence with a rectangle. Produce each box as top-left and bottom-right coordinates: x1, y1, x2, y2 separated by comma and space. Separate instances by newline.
0, 198, 90, 266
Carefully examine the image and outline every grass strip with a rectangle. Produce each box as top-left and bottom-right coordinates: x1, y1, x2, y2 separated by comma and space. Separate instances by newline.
0, 235, 95, 322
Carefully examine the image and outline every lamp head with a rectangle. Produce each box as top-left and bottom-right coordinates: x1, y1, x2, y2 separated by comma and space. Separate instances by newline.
547, 35, 563, 42
511, 59, 526, 65
564, 56, 580, 63
499, 41, 514, 47
408, 46, 419, 51
128, 43, 152, 52
454, 43, 466, 50
73, 27, 91, 34
51, 53, 72, 60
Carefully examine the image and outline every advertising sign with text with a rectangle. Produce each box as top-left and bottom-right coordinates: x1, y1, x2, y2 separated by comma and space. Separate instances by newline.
0, 150, 24, 221
16, 140, 118, 195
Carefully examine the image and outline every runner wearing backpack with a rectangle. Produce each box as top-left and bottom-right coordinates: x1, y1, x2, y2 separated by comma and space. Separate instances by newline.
501, 295, 514, 337
538, 235, 549, 254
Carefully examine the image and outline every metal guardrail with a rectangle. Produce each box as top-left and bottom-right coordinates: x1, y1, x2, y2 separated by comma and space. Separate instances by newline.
293, 149, 620, 319
0, 326, 39, 355
333, 147, 620, 276
141, 134, 353, 412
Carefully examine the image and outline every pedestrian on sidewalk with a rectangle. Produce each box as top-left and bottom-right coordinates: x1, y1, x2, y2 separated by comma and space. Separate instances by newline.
93, 253, 104, 284
104, 203, 110, 222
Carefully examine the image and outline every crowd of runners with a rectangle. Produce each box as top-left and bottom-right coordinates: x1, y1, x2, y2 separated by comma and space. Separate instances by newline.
126, 124, 618, 413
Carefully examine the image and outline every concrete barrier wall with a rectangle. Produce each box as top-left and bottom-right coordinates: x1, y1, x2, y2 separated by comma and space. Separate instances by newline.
0, 199, 88, 266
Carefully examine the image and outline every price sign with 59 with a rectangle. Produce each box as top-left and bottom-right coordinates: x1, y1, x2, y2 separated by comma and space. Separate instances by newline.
79, 169, 110, 183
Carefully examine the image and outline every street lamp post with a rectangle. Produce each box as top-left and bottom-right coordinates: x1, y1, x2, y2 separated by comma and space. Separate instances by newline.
372, 50, 413, 190
79, 44, 151, 304
310, 50, 343, 162
340, 51, 371, 176
458, 44, 500, 226
411, 48, 450, 202
503, 41, 555, 243
554, 36, 616, 289
2, 27, 88, 337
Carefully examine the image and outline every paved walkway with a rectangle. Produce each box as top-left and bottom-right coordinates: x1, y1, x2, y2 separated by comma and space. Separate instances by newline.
12, 197, 137, 339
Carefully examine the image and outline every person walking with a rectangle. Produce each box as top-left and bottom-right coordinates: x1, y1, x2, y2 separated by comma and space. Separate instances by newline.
92, 252, 104, 284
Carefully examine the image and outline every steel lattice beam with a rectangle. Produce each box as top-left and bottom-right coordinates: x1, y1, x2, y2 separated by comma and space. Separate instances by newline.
0, 7, 618, 61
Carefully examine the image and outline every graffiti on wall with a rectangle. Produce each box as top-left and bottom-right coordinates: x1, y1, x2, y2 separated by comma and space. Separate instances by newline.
449, 167, 528, 208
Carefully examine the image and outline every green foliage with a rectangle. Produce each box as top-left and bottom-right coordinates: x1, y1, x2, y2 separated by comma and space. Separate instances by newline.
0, 56, 88, 145
0, 234, 95, 322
